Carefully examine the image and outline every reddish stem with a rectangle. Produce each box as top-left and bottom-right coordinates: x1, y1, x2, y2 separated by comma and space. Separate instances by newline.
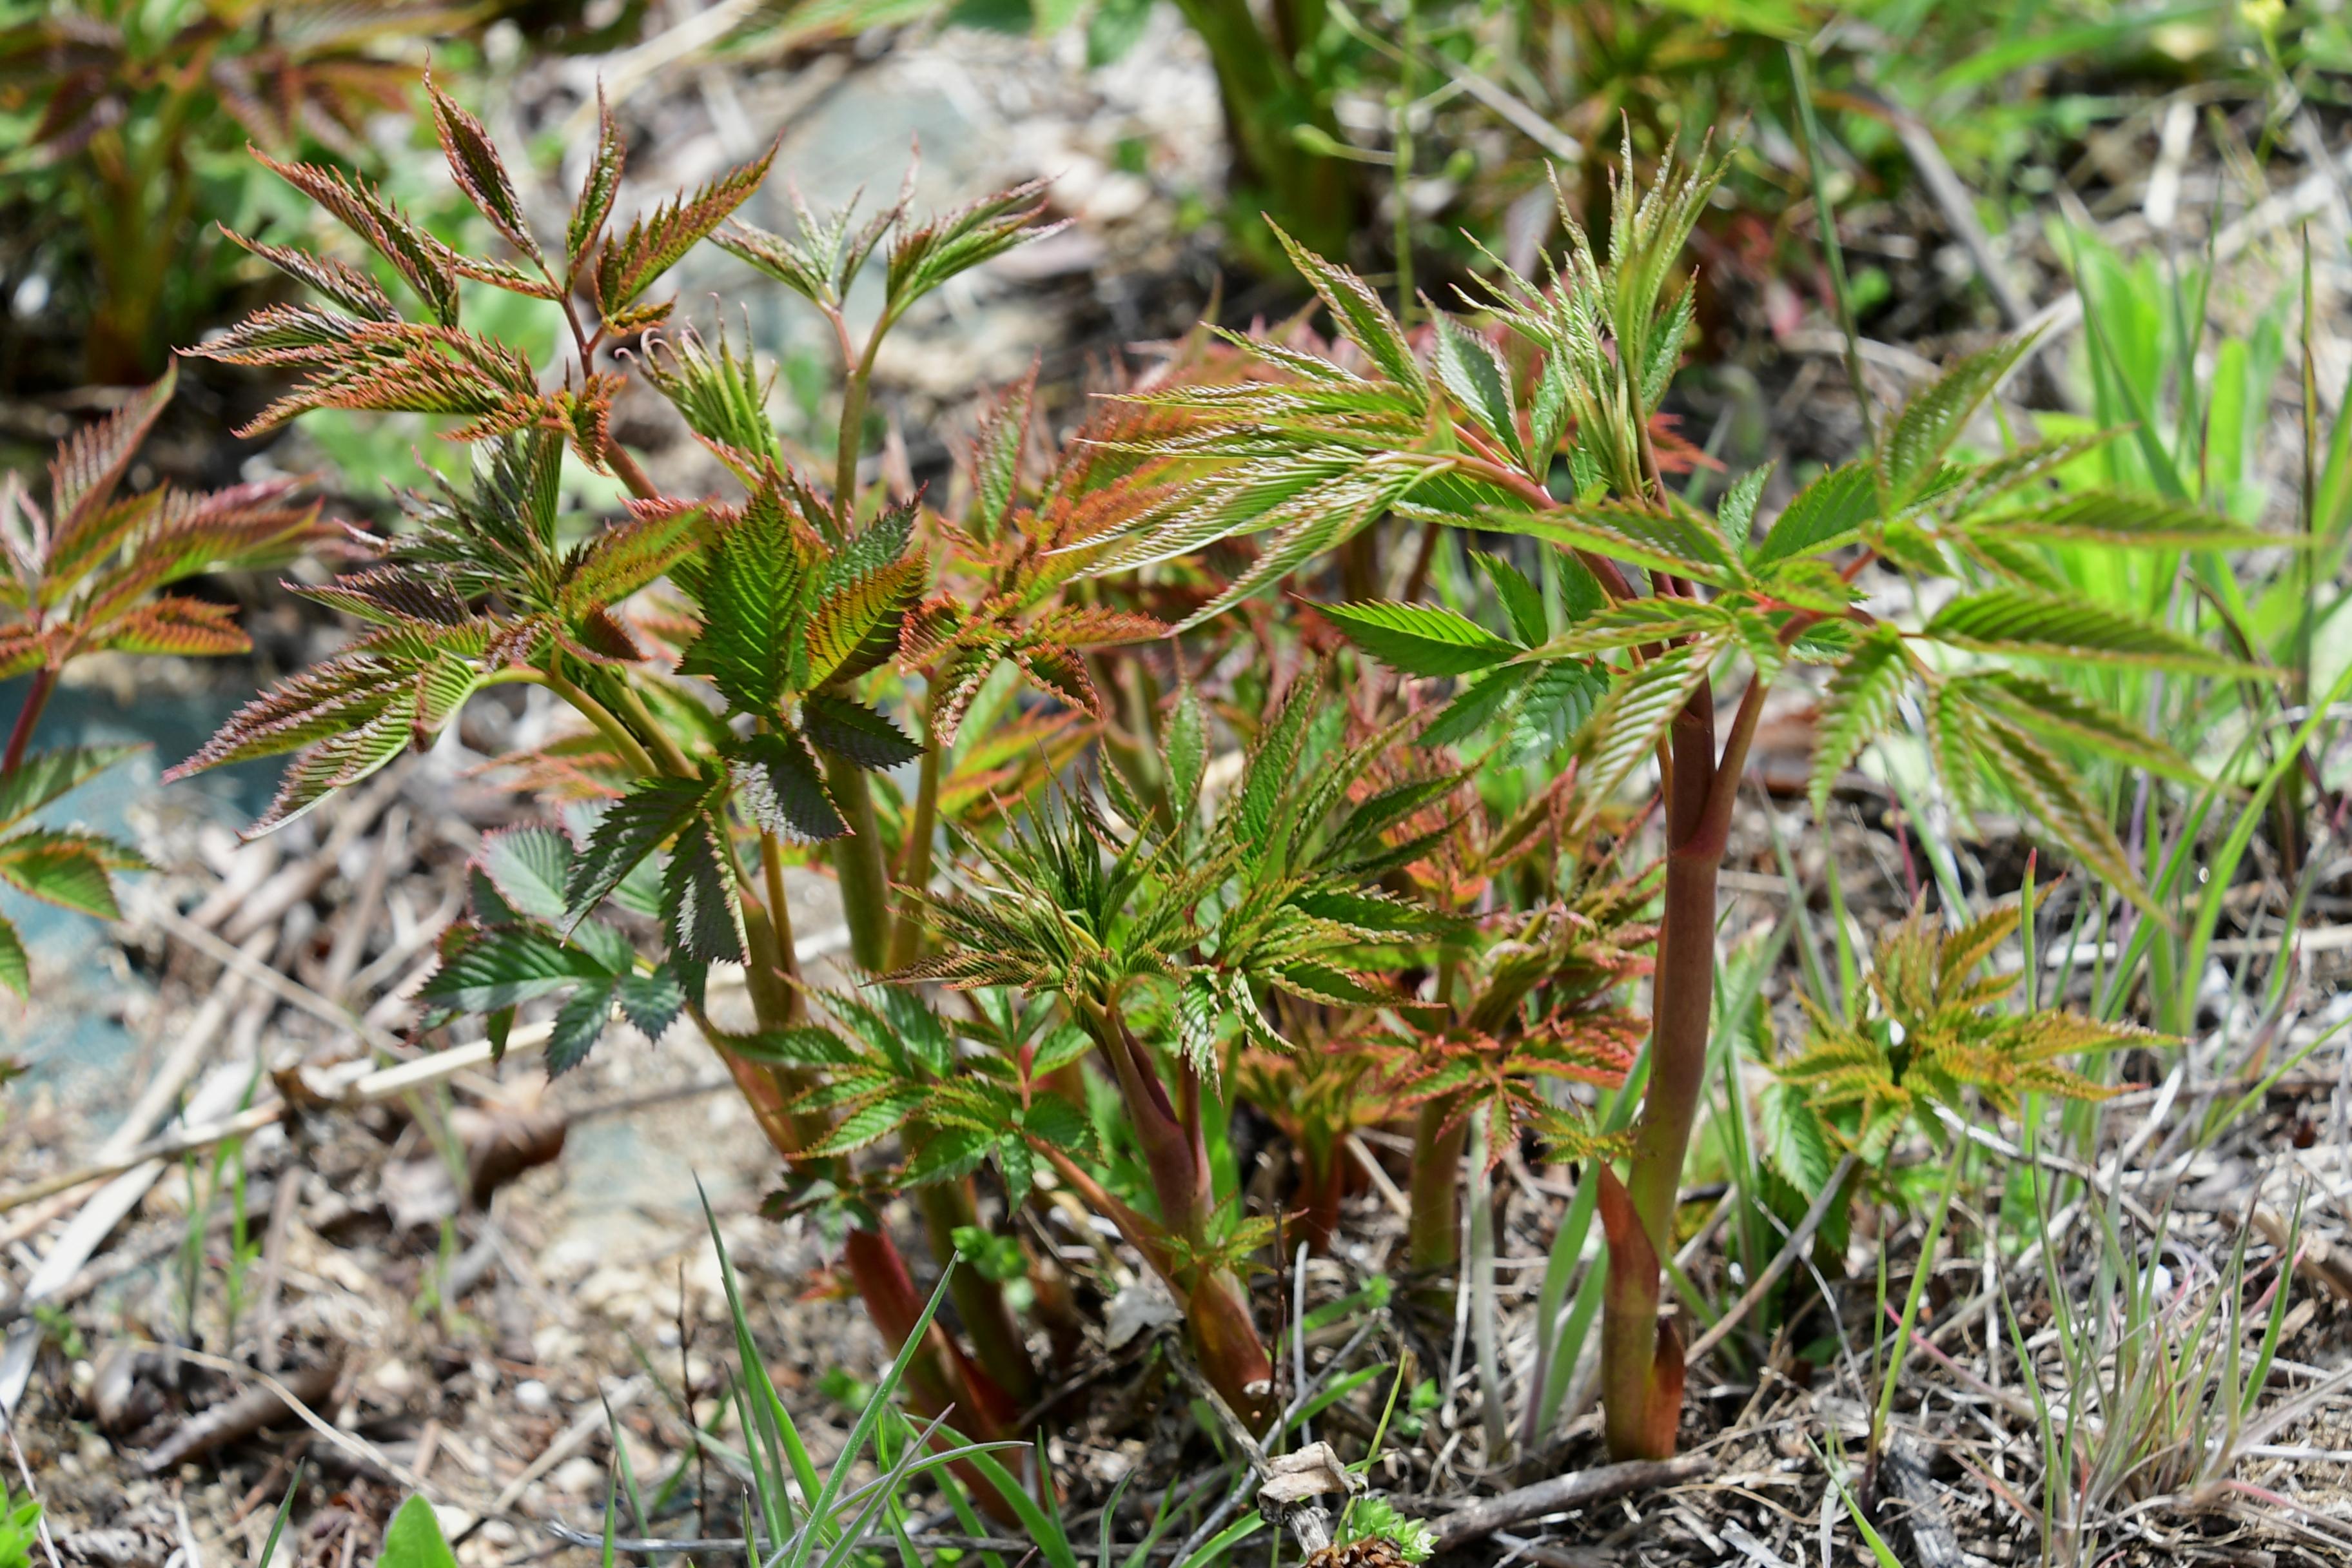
1, 667, 55, 776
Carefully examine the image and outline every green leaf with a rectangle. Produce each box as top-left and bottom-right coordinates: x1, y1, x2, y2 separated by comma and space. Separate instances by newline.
1926, 588, 2262, 675
479, 825, 571, 923
1487, 502, 1743, 586
616, 966, 689, 1041
380, 1496, 460, 1568
1270, 224, 1427, 406
1966, 491, 2275, 551
802, 694, 922, 770
1758, 1081, 1834, 1196
1473, 551, 1548, 645
1522, 596, 1729, 658
1752, 460, 1874, 567
1881, 337, 2031, 498
424, 926, 614, 1012
1236, 666, 1322, 847
1418, 665, 1531, 749
0, 914, 26, 997
662, 821, 743, 964
1318, 600, 1521, 677
1718, 463, 1773, 544
808, 1090, 928, 1157
676, 486, 810, 713
596, 140, 778, 309
1433, 313, 1522, 465
1810, 624, 1912, 809
0, 744, 141, 831
887, 182, 1055, 314
568, 88, 626, 264
0, 841, 117, 917
1574, 637, 1722, 811
732, 729, 847, 841
1962, 701, 2156, 919
1164, 673, 1207, 818
565, 776, 710, 925
1953, 669, 2203, 784
547, 978, 618, 1075
1507, 661, 1607, 761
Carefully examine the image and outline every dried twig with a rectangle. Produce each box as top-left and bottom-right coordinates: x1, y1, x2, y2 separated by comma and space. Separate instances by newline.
1428, 1454, 1714, 1551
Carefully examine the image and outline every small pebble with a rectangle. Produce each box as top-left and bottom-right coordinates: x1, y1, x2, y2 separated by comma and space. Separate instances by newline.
514, 1378, 553, 1414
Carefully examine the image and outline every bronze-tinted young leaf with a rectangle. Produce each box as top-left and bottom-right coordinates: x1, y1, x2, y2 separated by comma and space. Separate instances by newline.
49, 360, 175, 544
427, 74, 543, 264
220, 226, 398, 322
885, 181, 1057, 315
251, 150, 459, 326
567, 86, 625, 268
95, 595, 250, 657
594, 139, 779, 313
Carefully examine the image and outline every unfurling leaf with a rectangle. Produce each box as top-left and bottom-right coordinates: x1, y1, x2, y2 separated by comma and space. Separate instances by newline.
595, 139, 778, 313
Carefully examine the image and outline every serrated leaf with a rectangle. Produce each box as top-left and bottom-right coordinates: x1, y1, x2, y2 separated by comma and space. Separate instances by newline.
731, 729, 846, 841
676, 487, 808, 712
1882, 337, 2030, 498
1574, 637, 1721, 811
546, 977, 618, 1075
662, 820, 742, 964
1164, 672, 1207, 818
0, 744, 141, 830
1507, 660, 1607, 761
569, 91, 625, 268
480, 825, 571, 923
1318, 600, 1521, 677
1418, 664, 1532, 748
802, 693, 921, 770
1752, 460, 1874, 567
807, 1090, 928, 1157
1966, 491, 2275, 551
252, 151, 458, 327
1473, 551, 1548, 646
1487, 502, 1743, 586
428, 75, 542, 265
1758, 1079, 1834, 1195
1271, 225, 1426, 407
425, 925, 614, 1012
1955, 698, 2157, 920
1433, 312, 1522, 465
565, 775, 710, 924
0, 915, 25, 996
615, 966, 689, 1041
0, 839, 117, 917
596, 139, 777, 311
1926, 587, 2262, 675
1954, 669, 2203, 784
1810, 624, 1911, 808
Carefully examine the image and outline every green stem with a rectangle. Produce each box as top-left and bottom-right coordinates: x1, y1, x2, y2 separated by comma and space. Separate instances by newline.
605, 678, 696, 778
834, 325, 887, 529
823, 751, 893, 972
887, 691, 943, 972
1407, 1102, 1466, 1279
509, 667, 661, 778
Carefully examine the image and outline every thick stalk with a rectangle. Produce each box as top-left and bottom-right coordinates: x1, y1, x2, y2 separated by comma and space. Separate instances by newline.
914, 1181, 1041, 1406
2, 667, 57, 776
887, 692, 943, 971
823, 752, 894, 974
1407, 1104, 1467, 1277
823, 740, 1037, 1403
1603, 678, 1721, 1462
